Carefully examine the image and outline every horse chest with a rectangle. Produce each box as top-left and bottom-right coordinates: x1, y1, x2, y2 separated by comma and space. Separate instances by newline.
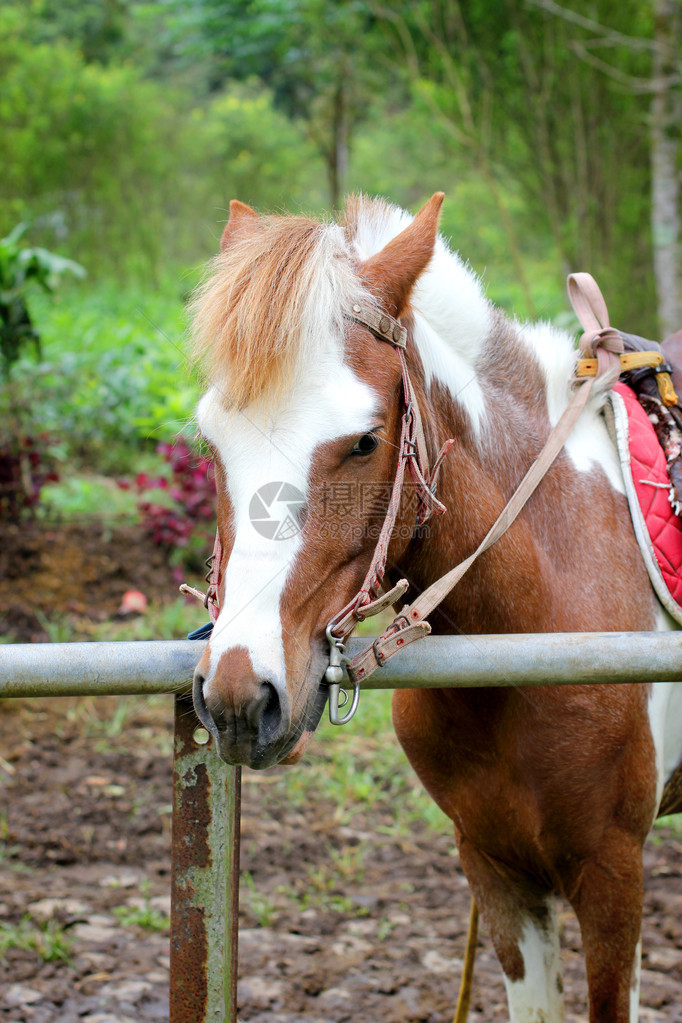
393, 684, 659, 874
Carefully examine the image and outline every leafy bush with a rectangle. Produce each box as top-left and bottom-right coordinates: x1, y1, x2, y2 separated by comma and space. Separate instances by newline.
8, 278, 197, 473
125, 436, 216, 576
0, 6, 327, 280
0, 222, 85, 378
0, 222, 83, 519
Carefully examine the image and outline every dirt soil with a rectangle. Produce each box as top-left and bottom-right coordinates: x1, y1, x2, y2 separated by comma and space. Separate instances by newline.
0, 520, 181, 643
1, 522, 681, 1022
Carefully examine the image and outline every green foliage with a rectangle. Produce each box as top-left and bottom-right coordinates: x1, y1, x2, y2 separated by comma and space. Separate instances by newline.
242, 871, 278, 927
191, 82, 326, 214
0, 223, 84, 521
40, 473, 140, 521
652, 813, 682, 835
348, 104, 566, 319
113, 899, 169, 931
0, 7, 174, 273
0, 4, 325, 277
269, 689, 450, 835
8, 278, 195, 472
394, 0, 658, 330
89, 598, 208, 641
0, 917, 72, 963
0, 0, 670, 520
157, 0, 408, 204
0, 223, 85, 377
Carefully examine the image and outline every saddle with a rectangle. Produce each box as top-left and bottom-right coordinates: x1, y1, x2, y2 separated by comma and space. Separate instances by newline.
566, 272, 682, 623
603, 327, 682, 623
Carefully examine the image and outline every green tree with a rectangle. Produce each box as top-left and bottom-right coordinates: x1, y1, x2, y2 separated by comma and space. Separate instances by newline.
380, 0, 659, 331
0, 4, 324, 275
166, 0, 404, 208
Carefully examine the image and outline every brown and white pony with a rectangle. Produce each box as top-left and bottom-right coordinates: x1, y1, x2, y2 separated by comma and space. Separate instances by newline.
189, 193, 682, 1023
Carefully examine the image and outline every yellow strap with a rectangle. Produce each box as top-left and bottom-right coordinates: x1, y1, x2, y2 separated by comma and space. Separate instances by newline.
657, 372, 678, 406
575, 350, 679, 406
575, 351, 664, 376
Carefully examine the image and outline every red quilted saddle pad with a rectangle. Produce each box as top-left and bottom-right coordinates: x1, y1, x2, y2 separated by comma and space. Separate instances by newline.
613, 382, 682, 606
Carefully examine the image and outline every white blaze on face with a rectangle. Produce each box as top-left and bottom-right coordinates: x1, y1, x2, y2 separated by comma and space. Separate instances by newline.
196, 362, 379, 704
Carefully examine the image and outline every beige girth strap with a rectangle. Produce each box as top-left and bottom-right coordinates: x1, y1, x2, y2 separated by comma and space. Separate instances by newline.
568, 270, 624, 390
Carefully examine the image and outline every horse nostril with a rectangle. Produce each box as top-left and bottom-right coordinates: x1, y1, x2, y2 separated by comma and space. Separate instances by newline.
248, 681, 282, 740
192, 668, 215, 734
262, 681, 283, 735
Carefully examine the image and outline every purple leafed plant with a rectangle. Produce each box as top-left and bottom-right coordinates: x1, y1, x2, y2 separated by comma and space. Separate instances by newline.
124, 436, 216, 574
0, 432, 60, 521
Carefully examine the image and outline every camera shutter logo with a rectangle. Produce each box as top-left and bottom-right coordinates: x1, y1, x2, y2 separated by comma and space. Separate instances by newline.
249, 482, 305, 540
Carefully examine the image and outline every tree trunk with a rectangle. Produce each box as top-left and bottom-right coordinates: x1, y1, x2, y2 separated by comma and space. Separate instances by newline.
651, 0, 682, 336
327, 79, 349, 211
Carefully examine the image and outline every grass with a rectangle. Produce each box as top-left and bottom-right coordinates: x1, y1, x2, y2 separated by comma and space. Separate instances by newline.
88, 597, 209, 642
40, 472, 141, 522
57, 692, 175, 758
0, 841, 31, 873
113, 901, 170, 932
250, 687, 450, 837
242, 872, 278, 927
34, 596, 210, 646
113, 879, 170, 932
0, 917, 72, 963
650, 813, 682, 844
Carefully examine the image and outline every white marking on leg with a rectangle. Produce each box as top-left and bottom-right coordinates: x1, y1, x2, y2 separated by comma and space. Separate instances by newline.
630, 938, 641, 1023
504, 902, 565, 1023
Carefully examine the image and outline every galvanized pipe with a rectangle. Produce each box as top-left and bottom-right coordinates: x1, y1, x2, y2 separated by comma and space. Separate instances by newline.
2, 630, 681, 1023
1, 632, 682, 699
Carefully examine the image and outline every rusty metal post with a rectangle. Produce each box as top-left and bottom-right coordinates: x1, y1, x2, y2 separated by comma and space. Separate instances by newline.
170, 695, 241, 1023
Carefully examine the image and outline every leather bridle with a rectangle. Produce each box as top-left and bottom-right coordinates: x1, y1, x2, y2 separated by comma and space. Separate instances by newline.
187, 274, 642, 728
323, 278, 631, 722
323, 302, 453, 722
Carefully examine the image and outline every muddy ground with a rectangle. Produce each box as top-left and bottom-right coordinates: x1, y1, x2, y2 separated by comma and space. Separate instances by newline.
1, 523, 681, 1022
0, 520, 181, 644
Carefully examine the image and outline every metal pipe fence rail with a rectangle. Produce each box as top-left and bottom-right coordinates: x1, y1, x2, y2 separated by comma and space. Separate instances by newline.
1, 631, 682, 1023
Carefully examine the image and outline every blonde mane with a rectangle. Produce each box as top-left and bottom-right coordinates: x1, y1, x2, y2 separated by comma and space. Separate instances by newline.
189, 210, 373, 410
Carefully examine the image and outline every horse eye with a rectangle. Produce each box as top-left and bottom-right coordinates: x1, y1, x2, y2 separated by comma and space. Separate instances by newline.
351, 433, 378, 456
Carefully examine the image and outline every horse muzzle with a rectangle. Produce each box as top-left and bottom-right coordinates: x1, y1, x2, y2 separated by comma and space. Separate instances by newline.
192, 646, 292, 769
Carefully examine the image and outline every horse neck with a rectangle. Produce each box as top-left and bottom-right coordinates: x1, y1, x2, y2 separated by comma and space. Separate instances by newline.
397, 310, 567, 635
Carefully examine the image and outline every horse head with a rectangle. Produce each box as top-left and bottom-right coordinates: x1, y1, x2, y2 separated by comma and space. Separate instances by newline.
190, 193, 444, 769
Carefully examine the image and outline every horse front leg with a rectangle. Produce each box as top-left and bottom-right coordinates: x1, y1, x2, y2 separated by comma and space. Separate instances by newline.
457, 836, 565, 1023
568, 831, 644, 1023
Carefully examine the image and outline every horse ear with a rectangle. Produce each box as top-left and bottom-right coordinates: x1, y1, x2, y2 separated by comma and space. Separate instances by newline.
359, 192, 444, 317
220, 200, 259, 252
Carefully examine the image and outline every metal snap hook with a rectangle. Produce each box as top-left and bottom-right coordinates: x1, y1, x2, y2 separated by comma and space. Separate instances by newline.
324, 623, 360, 725
327, 679, 361, 725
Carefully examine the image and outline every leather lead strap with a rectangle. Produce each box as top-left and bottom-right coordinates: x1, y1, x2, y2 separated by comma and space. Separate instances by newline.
347, 375, 597, 682
345, 273, 624, 684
